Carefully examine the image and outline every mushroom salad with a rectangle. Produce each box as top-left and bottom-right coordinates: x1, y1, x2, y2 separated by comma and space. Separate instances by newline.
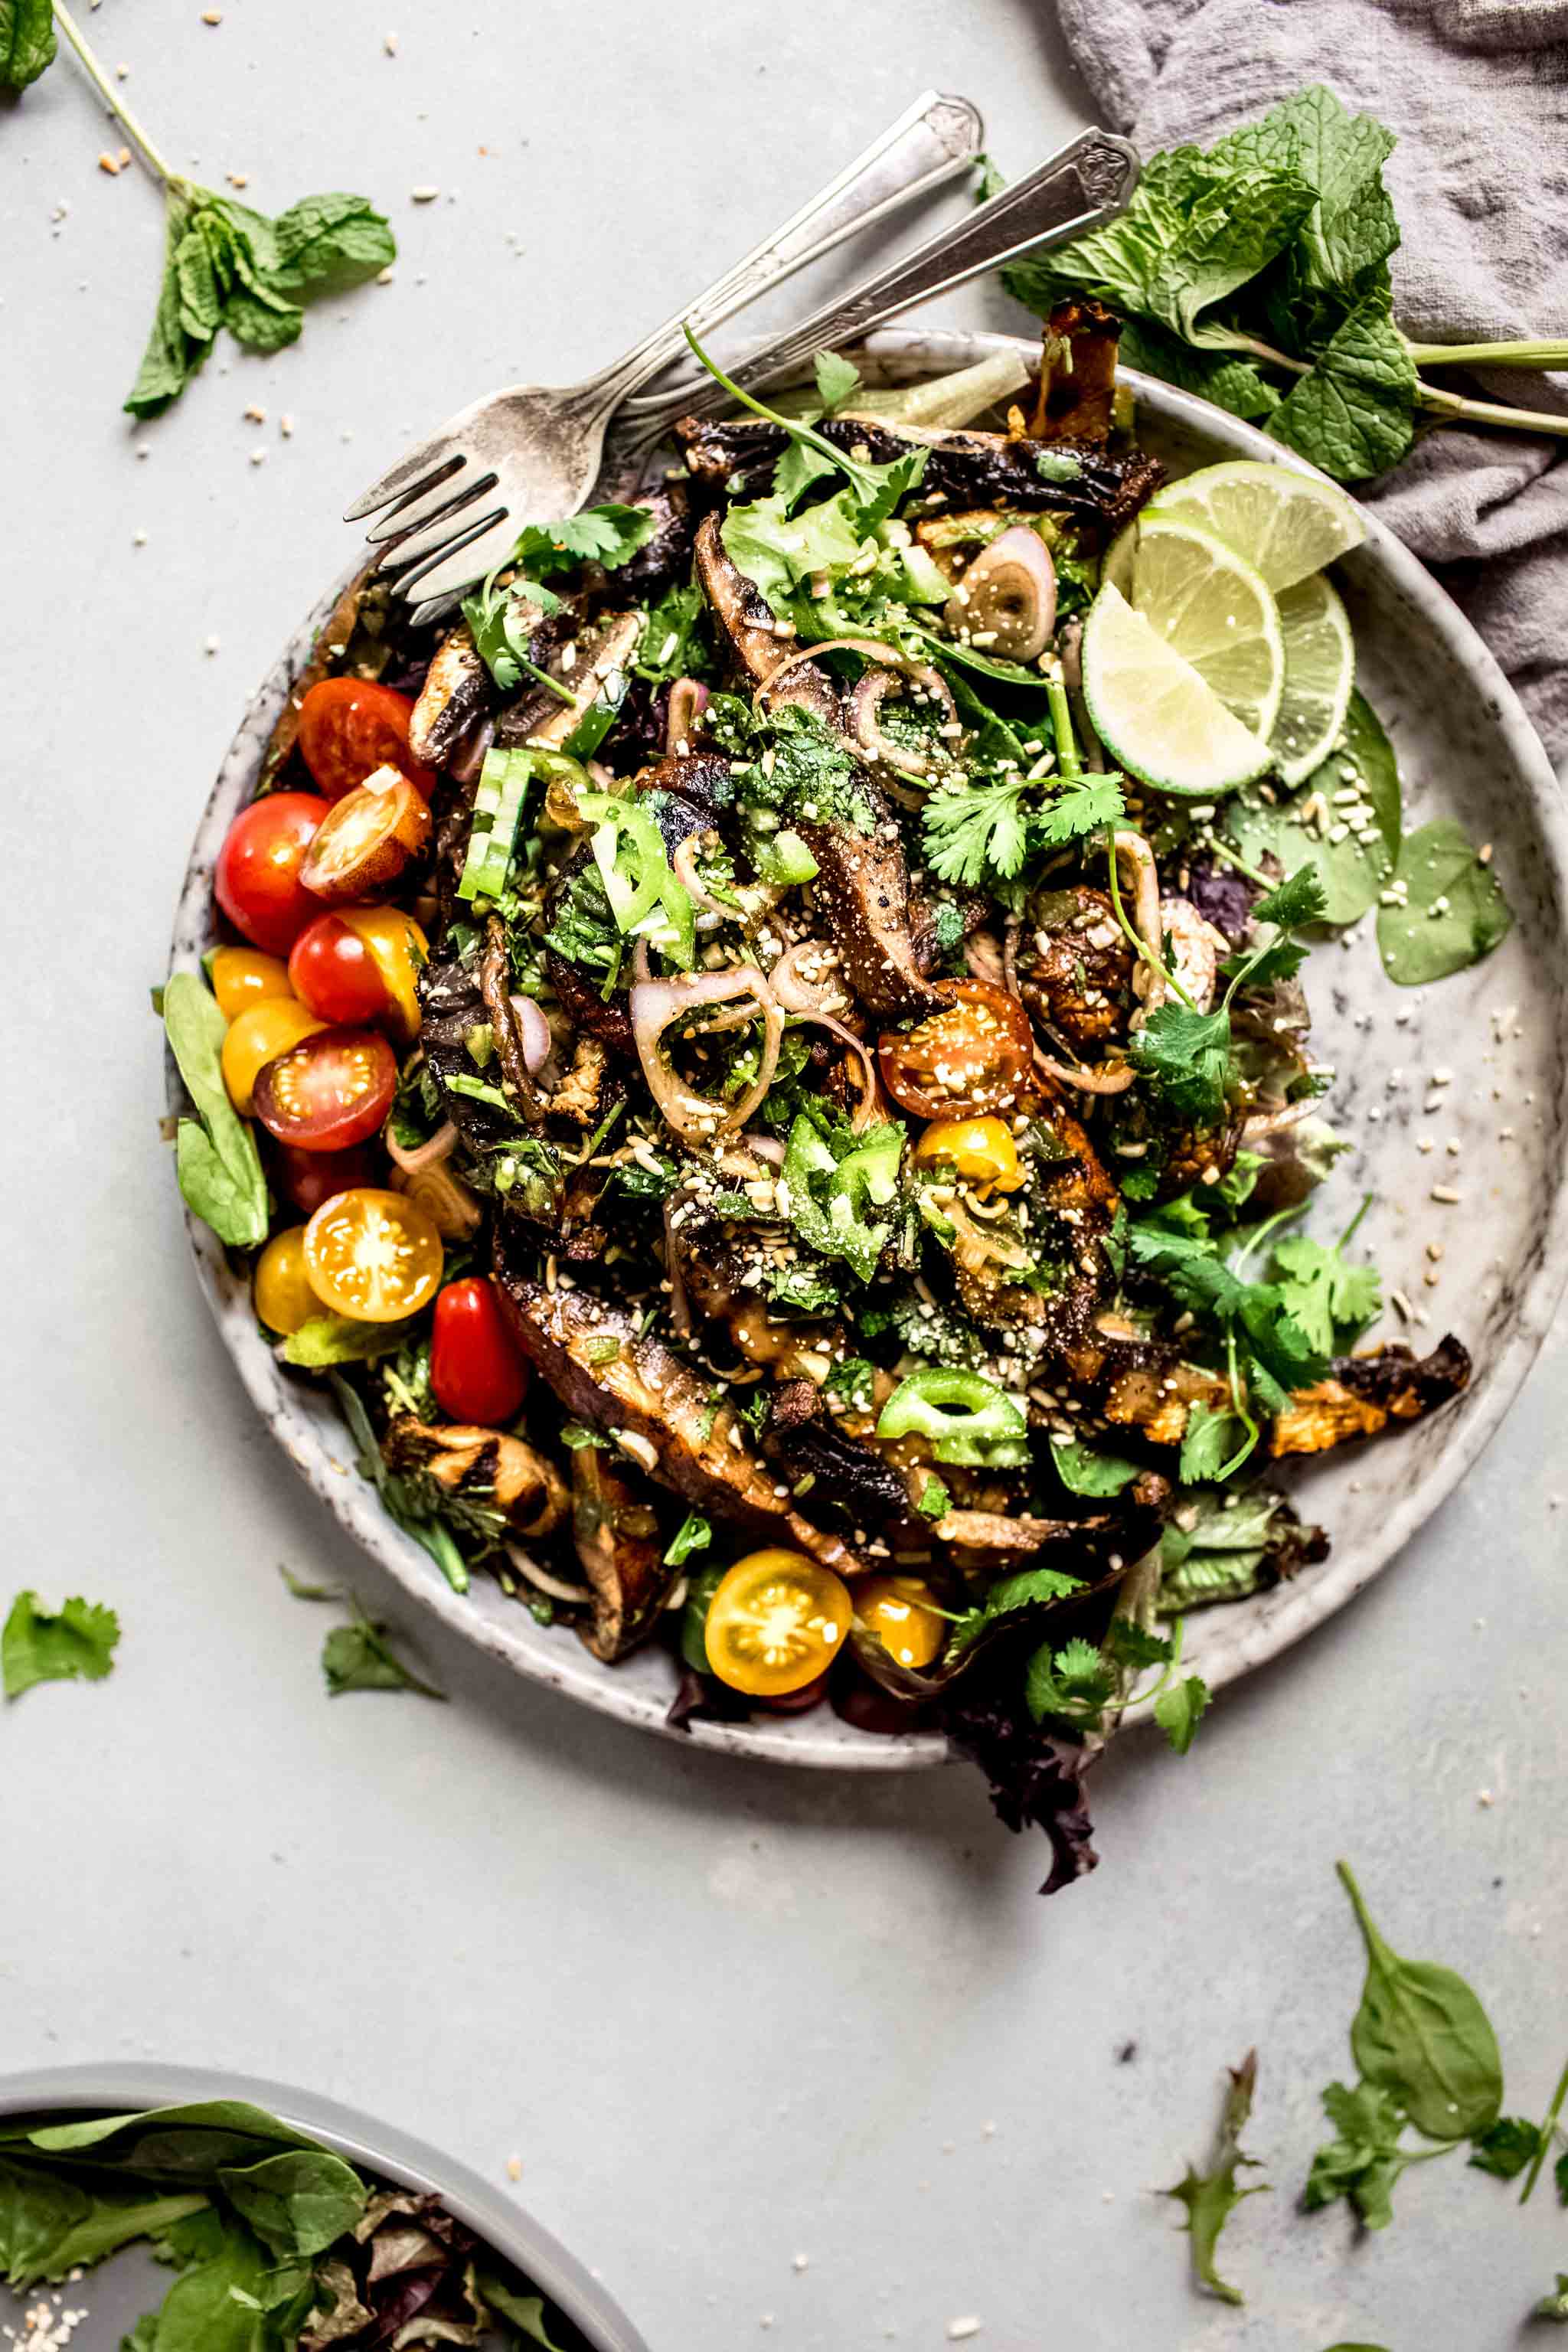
166, 304, 1491, 1893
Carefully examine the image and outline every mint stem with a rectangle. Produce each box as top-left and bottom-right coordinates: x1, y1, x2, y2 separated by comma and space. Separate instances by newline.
52, 2, 176, 183
1406, 336, 1568, 371
1415, 381, 1568, 439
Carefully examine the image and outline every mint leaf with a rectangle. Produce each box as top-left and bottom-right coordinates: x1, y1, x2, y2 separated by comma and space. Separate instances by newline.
1377, 817, 1514, 984
1269, 277, 1418, 479
269, 191, 396, 295
3, 1592, 120, 1700
1119, 317, 1282, 423
0, 0, 54, 87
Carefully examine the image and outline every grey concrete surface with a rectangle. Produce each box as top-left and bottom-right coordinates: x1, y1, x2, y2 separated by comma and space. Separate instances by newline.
1, 5, 1564, 2348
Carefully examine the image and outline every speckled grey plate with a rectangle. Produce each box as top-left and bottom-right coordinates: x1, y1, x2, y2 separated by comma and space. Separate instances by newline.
0, 2063, 646, 2351
168, 326, 1568, 1772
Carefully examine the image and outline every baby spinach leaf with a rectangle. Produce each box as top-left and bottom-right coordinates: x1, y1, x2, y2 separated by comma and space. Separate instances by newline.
1335, 1860, 1503, 2138
1161, 2050, 1269, 2305
217, 2150, 365, 2258
162, 970, 269, 1248
42, 2190, 210, 2283
151, 2219, 270, 2352
2, 1591, 120, 1700
0, 0, 52, 87
1227, 689, 1401, 928
0, 2161, 93, 2288
1377, 817, 1514, 984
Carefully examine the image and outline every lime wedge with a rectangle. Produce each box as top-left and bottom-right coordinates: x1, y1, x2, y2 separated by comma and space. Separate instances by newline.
1145, 458, 1365, 592
1082, 583, 1273, 799
1099, 512, 1284, 740
1269, 571, 1356, 787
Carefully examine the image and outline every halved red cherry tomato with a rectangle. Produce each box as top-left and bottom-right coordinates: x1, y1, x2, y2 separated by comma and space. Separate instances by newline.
299, 766, 433, 903
270, 1139, 378, 1217
252, 1026, 397, 1152
756, 1671, 831, 1716
430, 1278, 531, 1425
303, 1187, 444, 1322
221, 998, 327, 1116
877, 979, 1035, 1121
288, 912, 393, 1027
214, 792, 330, 956
296, 679, 436, 802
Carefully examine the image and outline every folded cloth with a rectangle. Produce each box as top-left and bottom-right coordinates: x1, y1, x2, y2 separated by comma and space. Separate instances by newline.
1053, 0, 1568, 761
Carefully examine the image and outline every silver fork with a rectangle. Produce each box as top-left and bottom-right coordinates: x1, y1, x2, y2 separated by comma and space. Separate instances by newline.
345, 91, 985, 605
619, 126, 1140, 450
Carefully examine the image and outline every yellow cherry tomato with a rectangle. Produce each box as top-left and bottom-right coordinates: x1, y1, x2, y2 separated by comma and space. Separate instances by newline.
854, 1575, 945, 1671
338, 905, 427, 1041
703, 1550, 853, 1697
210, 945, 295, 1021
253, 1226, 325, 1335
220, 998, 328, 1115
303, 1187, 444, 1323
911, 1114, 1024, 1193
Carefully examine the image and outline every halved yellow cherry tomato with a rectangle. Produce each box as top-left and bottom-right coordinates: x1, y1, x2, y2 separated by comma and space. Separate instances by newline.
220, 998, 328, 1115
210, 945, 295, 1021
303, 1187, 444, 1323
703, 1549, 853, 1697
253, 1226, 325, 1335
912, 1114, 1024, 1193
854, 1574, 945, 1671
338, 905, 427, 1041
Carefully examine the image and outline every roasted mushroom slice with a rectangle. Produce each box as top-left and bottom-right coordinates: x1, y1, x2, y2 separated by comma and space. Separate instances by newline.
799, 795, 947, 1021
494, 610, 644, 752
1269, 1337, 1471, 1458
571, 1446, 674, 1660
1018, 886, 1134, 1050
1030, 298, 1123, 444
407, 619, 493, 769
383, 1417, 570, 1540
492, 1263, 865, 1575
692, 513, 841, 727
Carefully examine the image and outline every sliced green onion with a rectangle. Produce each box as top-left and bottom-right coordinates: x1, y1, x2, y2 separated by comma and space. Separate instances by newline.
563, 663, 630, 760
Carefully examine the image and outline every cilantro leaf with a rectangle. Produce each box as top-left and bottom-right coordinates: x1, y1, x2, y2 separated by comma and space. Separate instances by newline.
1304, 2078, 1426, 2230
950, 1567, 1083, 1655
1253, 864, 1329, 929
3, 1592, 120, 1700
813, 350, 863, 412
1050, 1439, 1141, 1497
1178, 1400, 1250, 1485
1162, 2052, 1269, 2305
1270, 1233, 1381, 1356
511, 503, 656, 577
1102, 1617, 1174, 1671
1154, 1672, 1211, 1754
1467, 2117, 1543, 2181
663, 1513, 711, 1569
0, 0, 54, 87
1037, 773, 1125, 843
1129, 1002, 1233, 1125
922, 774, 1031, 889
722, 488, 867, 602
321, 1599, 445, 1700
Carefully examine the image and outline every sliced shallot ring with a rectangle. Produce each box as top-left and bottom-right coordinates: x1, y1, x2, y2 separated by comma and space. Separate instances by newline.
505, 1540, 593, 1605
790, 1009, 881, 1130
1112, 830, 1167, 1021
1032, 1044, 1135, 1096
509, 992, 554, 1074
384, 1116, 458, 1176
945, 525, 1057, 660
849, 663, 957, 779
769, 940, 848, 1016
666, 677, 710, 753
754, 635, 923, 714
671, 833, 734, 931
1241, 1098, 1316, 1139
630, 965, 784, 1142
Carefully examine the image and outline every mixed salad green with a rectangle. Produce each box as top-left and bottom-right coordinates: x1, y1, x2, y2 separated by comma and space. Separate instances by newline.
0, 2098, 583, 2348
165, 272, 1511, 1890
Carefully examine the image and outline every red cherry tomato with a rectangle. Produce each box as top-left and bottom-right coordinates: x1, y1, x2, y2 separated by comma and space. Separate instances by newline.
756, 1671, 831, 1716
288, 912, 391, 1026
252, 1026, 397, 1152
877, 979, 1036, 1121
270, 1138, 379, 1217
214, 792, 330, 956
430, 1279, 531, 1425
296, 678, 436, 802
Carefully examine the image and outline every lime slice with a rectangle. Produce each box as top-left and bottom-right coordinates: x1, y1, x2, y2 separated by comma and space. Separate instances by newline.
1082, 583, 1273, 799
1100, 512, 1285, 740
1145, 458, 1365, 592
1269, 571, 1355, 787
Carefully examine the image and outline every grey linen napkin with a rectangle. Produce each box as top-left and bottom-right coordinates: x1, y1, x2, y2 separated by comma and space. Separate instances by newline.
1052, 0, 1568, 762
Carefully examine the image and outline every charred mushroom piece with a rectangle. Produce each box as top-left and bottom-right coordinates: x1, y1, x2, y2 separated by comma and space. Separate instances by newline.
799, 796, 948, 1021
762, 1378, 924, 1543
407, 619, 493, 769
1030, 299, 1123, 444
383, 1417, 570, 1540
952, 1089, 1120, 1349
1018, 887, 1135, 1050
613, 479, 695, 599
480, 913, 544, 1122
678, 415, 1163, 540
1269, 1337, 1472, 1458
494, 610, 644, 751
571, 1446, 674, 1660
692, 514, 841, 727
418, 952, 522, 1154
492, 1261, 865, 1574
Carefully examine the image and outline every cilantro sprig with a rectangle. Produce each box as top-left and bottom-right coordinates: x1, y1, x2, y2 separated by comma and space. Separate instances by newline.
50, 3, 394, 414
921, 655, 1126, 889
